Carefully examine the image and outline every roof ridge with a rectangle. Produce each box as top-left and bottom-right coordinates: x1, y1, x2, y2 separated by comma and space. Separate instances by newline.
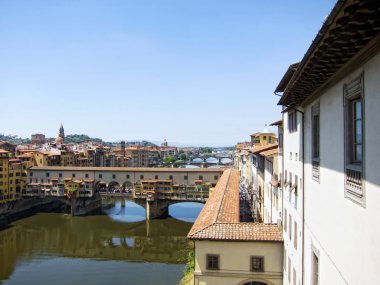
212, 168, 232, 223
187, 222, 216, 238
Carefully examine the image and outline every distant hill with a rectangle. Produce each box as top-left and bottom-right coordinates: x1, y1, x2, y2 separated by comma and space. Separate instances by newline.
0, 134, 31, 145
0, 133, 157, 147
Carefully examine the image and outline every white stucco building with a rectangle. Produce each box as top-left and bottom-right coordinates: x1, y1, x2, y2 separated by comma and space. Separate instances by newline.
276, 0, 380, 284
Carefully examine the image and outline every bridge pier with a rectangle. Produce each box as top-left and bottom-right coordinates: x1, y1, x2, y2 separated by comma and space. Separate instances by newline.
70, 196, 102, 216
121, 199, 125, 208
146, 200, 170, 220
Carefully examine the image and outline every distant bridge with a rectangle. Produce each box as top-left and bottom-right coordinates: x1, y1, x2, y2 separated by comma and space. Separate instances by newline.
21, 167, 224, 218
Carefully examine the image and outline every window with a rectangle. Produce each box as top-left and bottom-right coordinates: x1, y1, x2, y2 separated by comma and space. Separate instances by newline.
206, 254, 219, 270
263, 136, 267, 140
169, 175, 173, 180
283, 249, 287, 270
214, 176, 218, 180
30, 172, 33, 177
289, 214, 292, 240
72, 173, 76, 178
46, 172, 49, 177
140, 175, 144, 179
288, 110, 297, 132
126, 174, 130, 179
199, 175, 203, 180
112, 174, 116, 179
293, 268, 297, 285
59, 173, 62, 178
99, 174, 102, 179
312, 102, 320, 181
288, 257, 291, 283
344, 74, 364, 205
290, 152, 292, 160
250, 256, 264, 272
85, 174, 89, 178
184, 175, 188, 180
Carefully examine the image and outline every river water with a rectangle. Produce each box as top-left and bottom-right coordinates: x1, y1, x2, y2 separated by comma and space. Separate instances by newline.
0, 201, 203, 285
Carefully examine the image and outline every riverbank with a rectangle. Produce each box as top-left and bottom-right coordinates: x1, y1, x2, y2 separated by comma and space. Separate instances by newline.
0, 199, 68, 231
180, 251, 195, 285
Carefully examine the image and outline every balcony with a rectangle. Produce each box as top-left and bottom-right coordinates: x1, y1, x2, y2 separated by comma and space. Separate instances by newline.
345, 166, 362, 200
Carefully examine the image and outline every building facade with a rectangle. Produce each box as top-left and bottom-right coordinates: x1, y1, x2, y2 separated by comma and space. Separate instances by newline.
276, 1, 380, 284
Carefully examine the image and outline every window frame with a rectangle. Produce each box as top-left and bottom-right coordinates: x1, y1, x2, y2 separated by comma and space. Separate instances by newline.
288, 110, 297, 133
311, 102, 320, 182
250, 256, 264, 272
206, 254, 220, 270
343, 73, 365, 206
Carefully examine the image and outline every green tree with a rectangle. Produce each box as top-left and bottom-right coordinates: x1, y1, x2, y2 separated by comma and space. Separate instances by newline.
179, 153, 187, 161
163, 155, 176, 164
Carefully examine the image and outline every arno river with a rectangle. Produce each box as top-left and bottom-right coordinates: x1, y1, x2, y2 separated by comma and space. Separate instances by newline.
0, 201, 203, 285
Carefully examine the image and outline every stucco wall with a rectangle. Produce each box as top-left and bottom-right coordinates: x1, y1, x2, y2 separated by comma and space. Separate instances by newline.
302, 51, 380, 284
282, 110, 303, 285
194, 240, 283, 285
28, 168, 223, 186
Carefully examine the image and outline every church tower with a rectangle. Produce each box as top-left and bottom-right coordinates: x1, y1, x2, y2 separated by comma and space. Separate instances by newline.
121, 140, 126, 156
59, 123, 65, 140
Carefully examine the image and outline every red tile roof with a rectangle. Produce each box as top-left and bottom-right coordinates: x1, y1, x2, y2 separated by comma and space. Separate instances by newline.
189, 223, 283, 242
188, 168, 282, 242
261, 148, 279, 157
250, 143, 278, 154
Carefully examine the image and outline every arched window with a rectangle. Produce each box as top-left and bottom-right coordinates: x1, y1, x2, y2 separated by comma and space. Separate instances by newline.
242, 282, 268, 285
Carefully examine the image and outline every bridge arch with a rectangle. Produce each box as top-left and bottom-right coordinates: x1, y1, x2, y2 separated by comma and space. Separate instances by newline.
238, 279, 274, 285
168, 201, 204, 222
122, 181, 133, 192
108, 181, 121, 192
96, 181, 107, 192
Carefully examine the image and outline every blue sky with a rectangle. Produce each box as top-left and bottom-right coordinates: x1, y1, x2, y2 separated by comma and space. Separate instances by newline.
0, 0, 335, 146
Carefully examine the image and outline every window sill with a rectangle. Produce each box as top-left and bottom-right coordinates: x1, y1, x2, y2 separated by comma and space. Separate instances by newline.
346, 163, 362, 172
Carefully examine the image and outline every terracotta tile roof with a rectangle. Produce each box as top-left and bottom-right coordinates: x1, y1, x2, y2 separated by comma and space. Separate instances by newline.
261, 148, 279, 157
270, 119, 283, 126
18, 149, 38, 152
16, 153, 33, 158
0, 149, 10, 154
250, 143, 278, 154
188, 168, 282, 242
189, 223, 282, 242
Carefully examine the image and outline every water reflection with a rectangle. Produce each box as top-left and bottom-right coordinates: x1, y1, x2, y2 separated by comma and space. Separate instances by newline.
105, 201, 146, 223
0, 202, 203, 285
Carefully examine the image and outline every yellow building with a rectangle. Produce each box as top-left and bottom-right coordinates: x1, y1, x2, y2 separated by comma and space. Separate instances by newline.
0, 150, 10, 204
60, 150, 74, 166
33, 151, 49, 167
8, 159, 23, 200
188, 169, 283, 285
250, 128, 278, 147
0, 150, 30, 203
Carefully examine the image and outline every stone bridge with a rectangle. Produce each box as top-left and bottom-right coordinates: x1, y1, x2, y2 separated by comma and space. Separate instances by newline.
24, 167, 222, 218
100, 192, 207, 219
